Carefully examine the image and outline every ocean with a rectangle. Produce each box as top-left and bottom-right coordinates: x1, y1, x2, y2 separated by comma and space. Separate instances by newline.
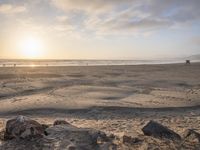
0, 59, 195, 67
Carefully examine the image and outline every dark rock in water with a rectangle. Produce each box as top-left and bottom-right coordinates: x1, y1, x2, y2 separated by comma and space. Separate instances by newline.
4, 116, 45, 140
142, 120, 181, 141
183, 129, 200, 143
53, 120, 70, 126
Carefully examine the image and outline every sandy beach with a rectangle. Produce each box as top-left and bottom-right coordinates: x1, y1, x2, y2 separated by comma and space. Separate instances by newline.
0, 63, 200, 149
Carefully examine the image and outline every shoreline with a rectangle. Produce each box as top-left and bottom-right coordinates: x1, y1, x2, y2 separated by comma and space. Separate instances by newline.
1, 60, 199, 68
0, 62, 199, 68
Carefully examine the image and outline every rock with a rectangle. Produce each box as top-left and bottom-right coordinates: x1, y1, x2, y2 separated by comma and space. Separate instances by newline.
0, 130, 5, 141
4, 116, 45, 140
1, 122, 106, 149
53, 120, 71, 126
91, 130, 110, 144
42, 124, 50, 129
183, 129, 200, 143
99, 142, 117, 150
45, 123, 104, 149
0, 138, 44, 150
122, 135, 132, 143
1, 118, 115, 149
67, 144, 77, 150
108, 134, 116, 140
122, 135, 142, 144
142, 120, 181, 141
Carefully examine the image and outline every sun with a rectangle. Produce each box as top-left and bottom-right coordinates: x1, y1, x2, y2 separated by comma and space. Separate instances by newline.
19, 36, 44, 59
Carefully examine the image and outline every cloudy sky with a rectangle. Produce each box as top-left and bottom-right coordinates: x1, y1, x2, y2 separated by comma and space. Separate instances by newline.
0, 0, 199, 59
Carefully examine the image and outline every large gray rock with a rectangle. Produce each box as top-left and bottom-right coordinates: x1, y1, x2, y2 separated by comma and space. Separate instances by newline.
1, 123, 110, 150
4, 116, 45, 140
1, 117, 112, 149
142, 120, 181, 141
44, 124, 107, 149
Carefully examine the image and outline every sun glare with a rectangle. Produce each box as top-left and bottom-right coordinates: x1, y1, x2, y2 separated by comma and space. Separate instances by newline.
30, 64, 36, 67
19, 36, 44, 59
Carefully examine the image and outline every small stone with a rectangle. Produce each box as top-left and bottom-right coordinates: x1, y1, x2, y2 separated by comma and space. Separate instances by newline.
142, 120, 181, 141
108, 134, 116, 140
99, 142, 117, 150
4, 116, 45, 140
0, 130, 5, 141
53, 120, 70, 126
42, 124, 50, 129
67, 144, 77, 150
183, 129, 200, 143
91, 130, 110, 144
122, 135, 142, 144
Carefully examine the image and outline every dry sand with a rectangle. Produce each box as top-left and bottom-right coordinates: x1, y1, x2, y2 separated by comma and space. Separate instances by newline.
0, 63, 200, 149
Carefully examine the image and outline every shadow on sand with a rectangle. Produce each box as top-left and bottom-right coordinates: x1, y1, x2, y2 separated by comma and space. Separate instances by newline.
0, 105, 199, 119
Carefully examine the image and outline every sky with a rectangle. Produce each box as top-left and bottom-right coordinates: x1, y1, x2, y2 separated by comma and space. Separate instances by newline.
0, 0, 199, 59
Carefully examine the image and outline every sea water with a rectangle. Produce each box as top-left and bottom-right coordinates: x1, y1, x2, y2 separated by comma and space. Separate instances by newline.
0, 59, 195, 67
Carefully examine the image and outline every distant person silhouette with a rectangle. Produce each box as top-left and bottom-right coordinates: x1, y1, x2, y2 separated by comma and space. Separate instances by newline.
186, 60, 191, 65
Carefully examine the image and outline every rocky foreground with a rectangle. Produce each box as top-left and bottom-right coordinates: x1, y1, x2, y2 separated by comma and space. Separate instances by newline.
0, 116, 200, 150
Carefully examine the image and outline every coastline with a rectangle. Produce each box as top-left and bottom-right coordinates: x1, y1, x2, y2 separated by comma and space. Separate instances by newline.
1, 59, 199, 67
